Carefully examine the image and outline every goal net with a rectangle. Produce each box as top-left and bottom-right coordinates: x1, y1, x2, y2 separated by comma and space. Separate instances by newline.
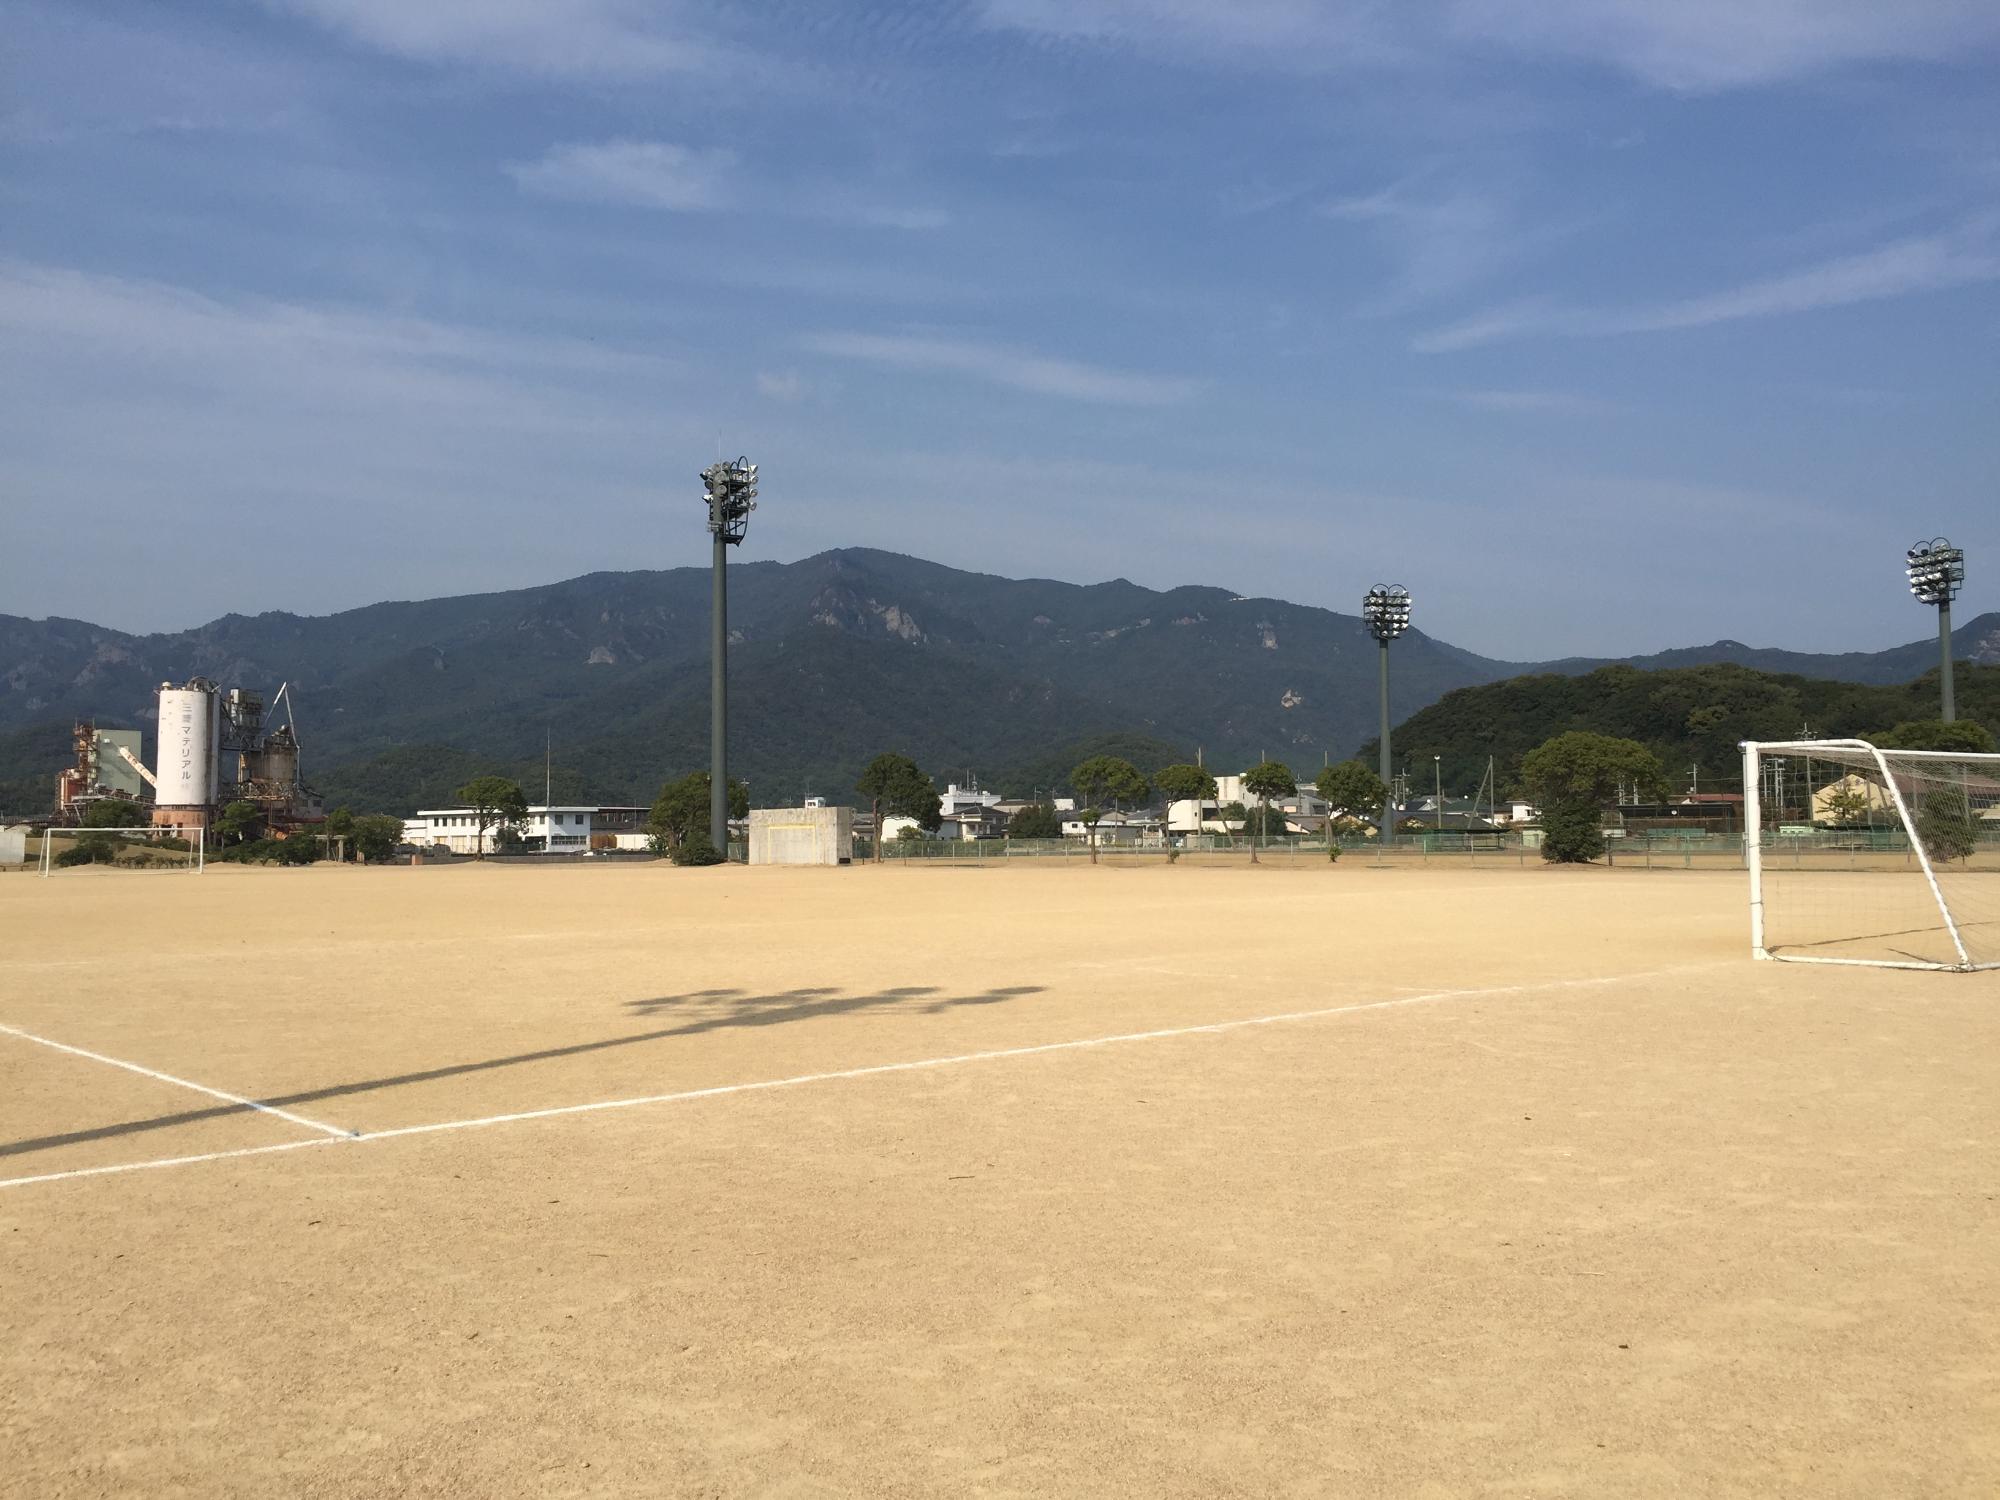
1743, 740, 1999, 970
37, 826, 206, 876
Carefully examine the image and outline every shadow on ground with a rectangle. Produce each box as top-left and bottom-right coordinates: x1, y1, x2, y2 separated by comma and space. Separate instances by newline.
0, 982, 1048, 1160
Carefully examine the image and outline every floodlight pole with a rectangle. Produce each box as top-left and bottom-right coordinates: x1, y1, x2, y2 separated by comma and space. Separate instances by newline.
1363, 584, 1410, 846
709, 525, 729, 849
1907, 538, 1965, 725
699, 457, 759, 854
1377, 639, 1392, 842
1938, 595, 1955, 723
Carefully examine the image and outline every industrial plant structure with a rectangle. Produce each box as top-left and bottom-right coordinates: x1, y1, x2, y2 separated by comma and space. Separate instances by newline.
54, 679, 323, 836
54, 722, 147, 820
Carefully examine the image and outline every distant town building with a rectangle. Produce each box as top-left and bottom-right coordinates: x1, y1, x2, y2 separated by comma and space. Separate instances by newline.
938, 781, 1004, 816
403, 804, 600, 854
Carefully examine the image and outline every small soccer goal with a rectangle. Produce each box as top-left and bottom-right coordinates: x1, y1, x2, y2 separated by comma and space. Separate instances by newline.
1742, 739, 1999, 970
37, 826, 206, 876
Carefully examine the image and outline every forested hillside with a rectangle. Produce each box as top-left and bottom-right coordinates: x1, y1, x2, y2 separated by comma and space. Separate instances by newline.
1365, 663, 2000, 798
4, 546, 1996, 818
0, 548, 1522, 816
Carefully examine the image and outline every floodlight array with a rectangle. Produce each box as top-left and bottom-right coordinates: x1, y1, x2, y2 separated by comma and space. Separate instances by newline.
700, 456, 759, 544
1362, 584, 1412, 643
1906, 537, 1965, 605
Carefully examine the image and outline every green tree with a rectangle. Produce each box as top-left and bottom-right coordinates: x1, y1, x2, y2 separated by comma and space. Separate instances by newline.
1876, 720, 1998, 753
1153, 764, 1217, 864
1241, 759, 1297, 864
56, 834, 120, 867
855, 753, 941, 863
648, 772, 750, 858
1916, 785, 1981, 863
455, 775, 528, 859
81, 798, 143, 829
1009, 802, 1062, 840
1070, 755, 1148, 864
215, 799, 262, 846
1314, 760, 1387, 818
671, 827, 726, 866
352, 814, 403, 863
1521, 732, 1664, 864
1537, 802, 1606, 864
325, 806, 356, 859
1820, 782, 1870, 828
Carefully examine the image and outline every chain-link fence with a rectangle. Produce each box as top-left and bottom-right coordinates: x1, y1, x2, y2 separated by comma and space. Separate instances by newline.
846, 831, 1775, 870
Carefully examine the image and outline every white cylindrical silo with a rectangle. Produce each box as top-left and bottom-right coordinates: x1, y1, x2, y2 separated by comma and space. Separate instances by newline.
155, 682, 218, 810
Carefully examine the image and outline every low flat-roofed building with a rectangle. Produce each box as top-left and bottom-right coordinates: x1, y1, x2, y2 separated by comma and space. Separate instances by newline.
403, 804, 598, 855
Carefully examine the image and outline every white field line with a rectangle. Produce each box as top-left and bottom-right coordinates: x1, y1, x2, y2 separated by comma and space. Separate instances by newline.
0, 1022, 356, 1141
0, 964, 1721, 1192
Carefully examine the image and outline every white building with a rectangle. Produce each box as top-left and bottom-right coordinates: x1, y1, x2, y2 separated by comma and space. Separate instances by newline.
403, 804, 598, 855
1059, 811, 1163, 846
938, 781, 1003, 816
1212, 773, 1323, 817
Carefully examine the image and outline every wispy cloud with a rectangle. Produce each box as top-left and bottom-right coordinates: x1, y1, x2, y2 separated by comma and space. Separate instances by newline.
0, 260, 702, 624
1615, 226, 2000, 332
1416, 222, 2000, 350
756, 370, 808, 402
1319, 168, 1579, 312
1449, 0, 2000, 91
0, 261, 670, 385
802, 331, 1200, 405
262, 0, 711, 76
982, 0, 1403, 71
1429, 387, 1614, 416
508, 140, 735, 211
1412, 297, 1566, 353
508, 138, 949, 230
982, 0, 2000, 89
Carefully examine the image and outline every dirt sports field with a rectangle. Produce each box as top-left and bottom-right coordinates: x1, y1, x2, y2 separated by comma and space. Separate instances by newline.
2, 860, 1995, 1498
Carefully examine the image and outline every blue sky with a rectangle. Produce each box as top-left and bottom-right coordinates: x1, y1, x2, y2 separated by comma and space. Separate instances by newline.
2, 0, 1995, 659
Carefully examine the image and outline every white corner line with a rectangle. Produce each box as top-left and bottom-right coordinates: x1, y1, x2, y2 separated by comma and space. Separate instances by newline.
0, 1135, 345, 1190
0, 963, 1722, 1192
0, 1022, 357, 1141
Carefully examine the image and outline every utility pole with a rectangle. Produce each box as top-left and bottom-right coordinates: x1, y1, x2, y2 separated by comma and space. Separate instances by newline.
699, 456, 758, 852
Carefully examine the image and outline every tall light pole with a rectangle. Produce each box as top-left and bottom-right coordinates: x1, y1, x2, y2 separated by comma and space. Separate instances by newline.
1906, 538, 1965, 723
699, 456, 758, 851
1362, 585, 1412, 843
1434, 755, 1442, 833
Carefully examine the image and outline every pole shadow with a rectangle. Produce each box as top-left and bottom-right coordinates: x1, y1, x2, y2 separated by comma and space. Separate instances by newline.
1, 982, 1048, 1160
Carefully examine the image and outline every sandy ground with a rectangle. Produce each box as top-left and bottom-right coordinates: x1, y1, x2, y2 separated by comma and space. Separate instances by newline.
1, 860, 1995, 1497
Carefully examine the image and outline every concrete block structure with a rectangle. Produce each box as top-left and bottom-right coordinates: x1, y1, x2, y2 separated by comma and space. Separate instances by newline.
749, 806, 853, 865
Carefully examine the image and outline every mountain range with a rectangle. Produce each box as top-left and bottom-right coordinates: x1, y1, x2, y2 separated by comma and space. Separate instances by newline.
3, 548, 1996, 816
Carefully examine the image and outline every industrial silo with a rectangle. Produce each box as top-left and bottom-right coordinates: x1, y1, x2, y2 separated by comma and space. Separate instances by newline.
153, 679, 220, 828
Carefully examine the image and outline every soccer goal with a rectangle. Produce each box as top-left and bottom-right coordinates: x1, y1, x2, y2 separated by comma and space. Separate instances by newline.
1742, 739, 1999, 970
38, 826, 206, 877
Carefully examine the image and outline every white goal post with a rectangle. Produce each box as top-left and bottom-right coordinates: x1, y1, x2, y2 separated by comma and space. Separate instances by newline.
1742, 739, 1999, 971
38, 825, 206, 877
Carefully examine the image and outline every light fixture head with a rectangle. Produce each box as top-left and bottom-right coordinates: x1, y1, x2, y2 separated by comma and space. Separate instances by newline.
699, 455, 759, 544
1362, 584, 1413, 643
1906, 537, 1965, 605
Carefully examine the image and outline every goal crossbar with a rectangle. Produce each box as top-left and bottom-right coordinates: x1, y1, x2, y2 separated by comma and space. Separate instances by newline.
1742, 738, 1998, 971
